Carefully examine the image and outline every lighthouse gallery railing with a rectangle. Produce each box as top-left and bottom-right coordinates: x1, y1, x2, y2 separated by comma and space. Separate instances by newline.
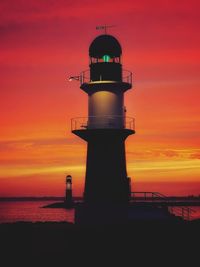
79, 69, 132, 85
71, 116, 135, 131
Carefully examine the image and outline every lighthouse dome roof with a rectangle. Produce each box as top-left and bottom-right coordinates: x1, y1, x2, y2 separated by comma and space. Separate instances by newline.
89, 34, 122, 58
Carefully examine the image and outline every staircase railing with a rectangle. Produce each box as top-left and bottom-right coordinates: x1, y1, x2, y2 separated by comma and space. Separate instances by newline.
131, 192, 196, 221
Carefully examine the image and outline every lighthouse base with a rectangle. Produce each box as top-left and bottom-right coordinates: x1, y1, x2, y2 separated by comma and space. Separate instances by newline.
73, 129, 134, 206
75, 203, 128, 225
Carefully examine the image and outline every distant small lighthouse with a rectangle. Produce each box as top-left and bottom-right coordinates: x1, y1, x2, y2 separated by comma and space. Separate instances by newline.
71, 31, 135, 223
65, 175, 73, 207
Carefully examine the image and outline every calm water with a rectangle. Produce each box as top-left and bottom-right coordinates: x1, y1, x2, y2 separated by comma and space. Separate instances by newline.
0, 201, 74, 223
0, 201, 200, 223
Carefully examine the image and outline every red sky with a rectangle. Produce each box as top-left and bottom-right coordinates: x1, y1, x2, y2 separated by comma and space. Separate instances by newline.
0, 0, 200, 197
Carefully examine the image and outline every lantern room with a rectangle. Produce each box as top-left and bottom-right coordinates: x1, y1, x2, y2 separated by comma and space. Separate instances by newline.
89, 34, 122, 82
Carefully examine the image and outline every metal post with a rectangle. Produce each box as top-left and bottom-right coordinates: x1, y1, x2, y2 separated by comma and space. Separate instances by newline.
187, 208, 190, 221
182, 208, 184, 219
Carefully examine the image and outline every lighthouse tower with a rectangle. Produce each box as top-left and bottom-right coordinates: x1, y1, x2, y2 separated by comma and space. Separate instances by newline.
72, 34, 135, 215
65, 175, 73, 207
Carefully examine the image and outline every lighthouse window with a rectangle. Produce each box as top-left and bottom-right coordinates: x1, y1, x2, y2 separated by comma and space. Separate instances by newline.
102, 55, 110, 62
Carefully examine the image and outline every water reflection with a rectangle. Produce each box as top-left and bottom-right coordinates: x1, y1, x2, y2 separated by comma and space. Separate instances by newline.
0, 200, 200, 223
0, 201, 75, 223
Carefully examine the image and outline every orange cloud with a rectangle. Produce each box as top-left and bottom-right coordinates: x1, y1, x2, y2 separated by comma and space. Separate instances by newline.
0, 0, 199, 197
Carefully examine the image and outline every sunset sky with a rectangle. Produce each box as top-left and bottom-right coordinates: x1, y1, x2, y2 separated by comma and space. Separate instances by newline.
0, 0, 200, 197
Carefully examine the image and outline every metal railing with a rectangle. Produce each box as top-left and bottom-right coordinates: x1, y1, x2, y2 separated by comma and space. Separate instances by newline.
80, 70, 90, 84
71, 116, 135, 131
80, 69, 132, 85
131, 192, 196, 221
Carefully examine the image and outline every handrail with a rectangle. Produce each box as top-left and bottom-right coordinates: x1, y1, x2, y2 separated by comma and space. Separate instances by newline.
71, 116, 135, 131
80, 69, 132, 85
131, 191, 196, 221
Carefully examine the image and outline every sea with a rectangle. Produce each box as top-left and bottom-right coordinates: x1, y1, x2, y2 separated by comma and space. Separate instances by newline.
0, 200, 200, 223
0, 201, 74, 223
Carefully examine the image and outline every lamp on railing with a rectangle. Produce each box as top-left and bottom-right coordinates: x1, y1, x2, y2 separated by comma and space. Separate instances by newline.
69, 76, 80, 82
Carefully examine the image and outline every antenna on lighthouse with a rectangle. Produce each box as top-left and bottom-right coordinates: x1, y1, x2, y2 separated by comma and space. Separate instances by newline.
96, 25, 116, 35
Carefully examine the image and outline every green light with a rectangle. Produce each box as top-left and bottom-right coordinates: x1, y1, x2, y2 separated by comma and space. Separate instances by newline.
102, 55, 110, 62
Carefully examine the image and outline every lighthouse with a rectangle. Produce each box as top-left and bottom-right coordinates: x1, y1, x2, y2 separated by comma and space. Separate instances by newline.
65, 175, 73, 208
71, 33, 135, 222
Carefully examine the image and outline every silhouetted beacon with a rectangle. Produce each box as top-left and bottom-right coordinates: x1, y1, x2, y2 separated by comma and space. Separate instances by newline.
65, 175, 73, 206
72, 34, 135, 209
